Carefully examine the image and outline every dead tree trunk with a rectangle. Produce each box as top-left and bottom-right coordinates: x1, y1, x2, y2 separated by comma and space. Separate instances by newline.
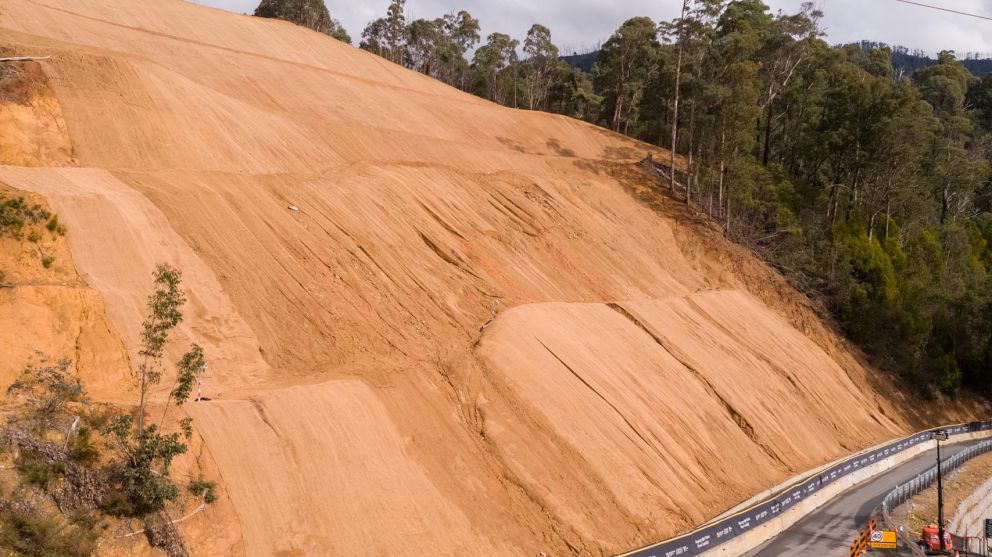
761, 101, 773, 166
685, 99, 697, 205
884, 197, 891, 240
0, 56, 51, 62
718, 128, 726, 218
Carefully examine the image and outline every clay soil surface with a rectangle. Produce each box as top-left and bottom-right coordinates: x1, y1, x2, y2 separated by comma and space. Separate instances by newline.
0, 1, 980, 555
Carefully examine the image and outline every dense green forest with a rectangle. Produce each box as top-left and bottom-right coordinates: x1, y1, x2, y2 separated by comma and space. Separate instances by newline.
564, 42, 992, 78
260, 0, 992, 397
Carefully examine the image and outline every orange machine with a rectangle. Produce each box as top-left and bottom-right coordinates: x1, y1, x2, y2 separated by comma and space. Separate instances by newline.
919, 525, 955, 554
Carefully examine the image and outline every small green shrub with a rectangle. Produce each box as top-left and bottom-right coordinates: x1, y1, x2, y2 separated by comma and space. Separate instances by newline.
0, 195, 50, 239
27, 230, 41, 243
68, 427, 100, 465
67, 509, 101, 532
16, 455, 66, 489
100, 419, 187, 518
0, 502, 98, 557
97, 491, 135, 518
41, 255, 54, 269
46, 215, 65, 236
187, 478, 218, 504
83, 405, 115, 431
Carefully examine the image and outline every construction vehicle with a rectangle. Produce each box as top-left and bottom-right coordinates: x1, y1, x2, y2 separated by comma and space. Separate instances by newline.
919, 524, 957, 555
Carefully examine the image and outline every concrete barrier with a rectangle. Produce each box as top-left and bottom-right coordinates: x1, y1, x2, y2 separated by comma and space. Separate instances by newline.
704, 430, 953, 527
698, 431, 992, 557
620, 425, 992, 557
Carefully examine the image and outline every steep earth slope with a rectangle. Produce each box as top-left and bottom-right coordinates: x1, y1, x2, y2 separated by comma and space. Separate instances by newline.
0, 0, 959, 554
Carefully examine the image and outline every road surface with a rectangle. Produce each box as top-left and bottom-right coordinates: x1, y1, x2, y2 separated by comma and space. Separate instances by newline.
742, 439, 986, 557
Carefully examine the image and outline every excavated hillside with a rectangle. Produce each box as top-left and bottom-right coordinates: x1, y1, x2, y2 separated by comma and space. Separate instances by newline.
0, 1, 976, 555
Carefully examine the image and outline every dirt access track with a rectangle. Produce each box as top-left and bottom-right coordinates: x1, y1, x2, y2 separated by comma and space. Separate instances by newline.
0, 1, 977, 555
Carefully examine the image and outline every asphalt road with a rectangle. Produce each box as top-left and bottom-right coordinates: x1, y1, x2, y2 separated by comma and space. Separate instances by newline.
742, 439, 987, 557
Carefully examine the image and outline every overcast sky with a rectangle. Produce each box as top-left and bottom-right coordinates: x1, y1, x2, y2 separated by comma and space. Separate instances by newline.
192, 0, 992, 56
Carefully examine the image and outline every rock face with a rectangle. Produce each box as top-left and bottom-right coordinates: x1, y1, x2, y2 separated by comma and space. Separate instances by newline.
0, 56, 74, 167
0, 1, 949, 555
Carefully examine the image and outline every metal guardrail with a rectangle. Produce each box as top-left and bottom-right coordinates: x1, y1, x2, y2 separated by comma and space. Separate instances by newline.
882, 440, 992, 510
879, 438, 992, 557
618, 421, 992, 557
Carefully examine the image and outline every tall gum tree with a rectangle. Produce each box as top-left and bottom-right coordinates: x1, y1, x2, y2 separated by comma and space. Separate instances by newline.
523, 24, 560, 110
594, 17, 659, 134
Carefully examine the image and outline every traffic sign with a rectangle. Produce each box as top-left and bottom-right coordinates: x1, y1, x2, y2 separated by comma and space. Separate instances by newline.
868, 530, 897, 550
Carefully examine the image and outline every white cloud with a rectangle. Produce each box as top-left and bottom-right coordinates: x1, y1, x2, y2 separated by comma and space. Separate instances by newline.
769, 0, 992, 55
189, 0, 992, 56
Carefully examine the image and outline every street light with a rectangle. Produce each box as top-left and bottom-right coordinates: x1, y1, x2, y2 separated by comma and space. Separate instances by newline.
935, 429, 949, 553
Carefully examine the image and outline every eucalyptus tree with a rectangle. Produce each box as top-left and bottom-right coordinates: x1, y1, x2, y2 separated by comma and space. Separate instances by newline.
407, 18, 443, 76
472, 32, 520, 105
384, 0, 408, 65
523, 24, 560, 110
594, 17, 660, 133
756, 2, 823, 166
914, 53, 985, 224
253, 0, 350, 42
438, 11, 481, 88
660, 0, 725, 200
360, 0, 408, 65
360, 18, 389, 57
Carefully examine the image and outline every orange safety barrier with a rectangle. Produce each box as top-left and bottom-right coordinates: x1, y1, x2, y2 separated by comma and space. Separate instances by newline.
846, 519, 877, 556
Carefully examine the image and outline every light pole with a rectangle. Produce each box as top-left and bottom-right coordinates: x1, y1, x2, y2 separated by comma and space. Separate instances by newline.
936, 429, 949, 553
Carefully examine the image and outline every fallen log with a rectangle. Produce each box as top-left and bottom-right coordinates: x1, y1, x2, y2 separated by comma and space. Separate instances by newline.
0, 56, 52, 62
638, 156, 686, 190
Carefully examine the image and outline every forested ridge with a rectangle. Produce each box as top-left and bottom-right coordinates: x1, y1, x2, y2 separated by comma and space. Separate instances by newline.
563, 42, 992, 78
856, 42, 992, 78
261, 0, 992, 396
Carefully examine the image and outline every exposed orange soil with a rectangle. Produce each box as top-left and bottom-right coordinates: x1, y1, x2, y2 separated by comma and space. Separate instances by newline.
0, 182, 243, 557
0, 183, 127, 395
0, 50, 74, 167
0, 1, 977, 555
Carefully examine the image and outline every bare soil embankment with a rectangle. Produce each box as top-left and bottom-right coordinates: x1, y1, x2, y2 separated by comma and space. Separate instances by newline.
0, 1, 979, 555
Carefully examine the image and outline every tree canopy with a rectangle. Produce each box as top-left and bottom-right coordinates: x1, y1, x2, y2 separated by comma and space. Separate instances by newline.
253, 0, 350, 43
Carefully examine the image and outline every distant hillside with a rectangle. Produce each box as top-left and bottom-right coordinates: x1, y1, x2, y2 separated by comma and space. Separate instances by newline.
561, 51, 597, 72
854, 41, 992, 77
562, 43, 992, 77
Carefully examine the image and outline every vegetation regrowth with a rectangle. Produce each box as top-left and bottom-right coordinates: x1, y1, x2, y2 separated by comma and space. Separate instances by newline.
0, 265, 213, 556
